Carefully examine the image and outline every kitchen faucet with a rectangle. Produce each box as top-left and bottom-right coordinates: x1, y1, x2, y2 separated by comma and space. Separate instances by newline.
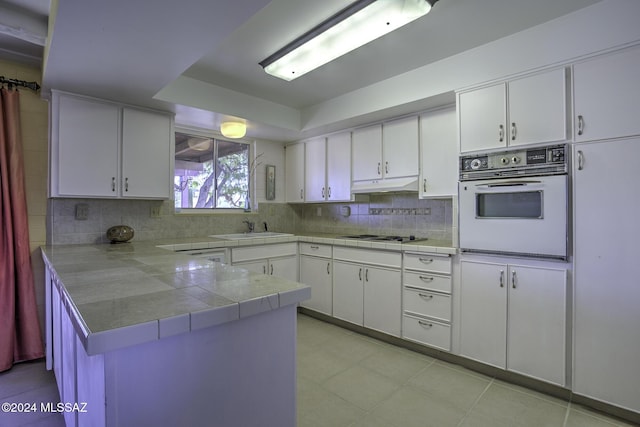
243, 219, 255, 233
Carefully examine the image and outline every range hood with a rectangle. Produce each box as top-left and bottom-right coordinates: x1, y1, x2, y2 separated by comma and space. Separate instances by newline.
351, 177, 419, 194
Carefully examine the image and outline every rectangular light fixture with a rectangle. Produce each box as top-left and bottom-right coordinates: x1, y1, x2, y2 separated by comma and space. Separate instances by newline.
259, 0, 438, 81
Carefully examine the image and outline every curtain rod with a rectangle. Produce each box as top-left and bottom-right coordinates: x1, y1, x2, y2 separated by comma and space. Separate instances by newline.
0, 76, 40, 92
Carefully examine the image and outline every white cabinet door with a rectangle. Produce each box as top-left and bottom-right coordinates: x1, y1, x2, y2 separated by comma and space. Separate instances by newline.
285, 143, 305, 202
364, 266, 401, 337
382, 116, 419, 179
121, 108, 172, 199
459, 260, 507, 368
56, 94, 120, 197
300, 255, 332, 315
508, 68, 567, 146
304, 138, 326, 202
574, 47, 640, 142
458, 83, 507, 153
507, 265, 566, 386
234, 259, 269, 275
269, 256, 298, 282
573, 138, 640, 412
419, 107, 457, 198
352, 125, 382, 181
326, 132, 351, 201
332, 260, 364, 326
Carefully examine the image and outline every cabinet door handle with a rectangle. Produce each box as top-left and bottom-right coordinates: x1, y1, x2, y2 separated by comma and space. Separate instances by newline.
577, 115, 584, 136
419, 258, 434, 264
385, 161, 389, 174
300, 189, 303, 200
125, 177, 129, 192
423, 178, 427, 192
377, 162, 381, 176
263, 265, 266, 274
365, 268, 369, 282
418, 293, 434, 300
512, 270, 517, 289
577, 150, 585, 171
328, 186, 331, 198
499, 270, 504, 288
499, 124, 504, 142
321, 187, 325, 198
111, 177, 116, 192
327, 262, 330, 275
358, 268, 362, 281
419, 275, 434, 282
511, 122, 517, 141
270, 264, 274, 275
418, 320, 433, 329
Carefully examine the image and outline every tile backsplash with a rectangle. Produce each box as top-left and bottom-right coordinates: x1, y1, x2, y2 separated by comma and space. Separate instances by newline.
48, 193, 455, 245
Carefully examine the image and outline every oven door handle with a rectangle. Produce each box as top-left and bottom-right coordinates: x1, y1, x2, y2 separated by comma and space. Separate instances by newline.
476, 180, 542, 188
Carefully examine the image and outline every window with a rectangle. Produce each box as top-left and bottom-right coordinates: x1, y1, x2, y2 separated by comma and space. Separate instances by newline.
174, 130, 249, 210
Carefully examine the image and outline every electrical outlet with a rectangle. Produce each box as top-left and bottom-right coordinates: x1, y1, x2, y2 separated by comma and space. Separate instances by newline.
75, 203, 89, 220
150, 206, 161, 218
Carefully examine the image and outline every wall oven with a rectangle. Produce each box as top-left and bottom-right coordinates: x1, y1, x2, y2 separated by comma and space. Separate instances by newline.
459, 144, 569, 260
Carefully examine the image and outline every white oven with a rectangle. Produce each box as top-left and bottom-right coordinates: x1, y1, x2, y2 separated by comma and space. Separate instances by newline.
458, 144, 569, 260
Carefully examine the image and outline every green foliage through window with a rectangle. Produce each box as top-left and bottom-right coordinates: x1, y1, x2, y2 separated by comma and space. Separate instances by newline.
174, 132, 249, 209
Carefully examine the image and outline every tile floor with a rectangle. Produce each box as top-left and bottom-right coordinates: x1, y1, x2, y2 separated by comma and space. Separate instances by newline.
296, 314, 636, 427
0, 313, 635, 427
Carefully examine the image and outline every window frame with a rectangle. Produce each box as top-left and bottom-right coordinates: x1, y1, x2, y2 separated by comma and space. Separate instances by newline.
173, 126, 253, 213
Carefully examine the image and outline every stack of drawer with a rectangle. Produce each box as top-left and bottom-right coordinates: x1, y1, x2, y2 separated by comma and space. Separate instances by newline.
402, 252, 452, 351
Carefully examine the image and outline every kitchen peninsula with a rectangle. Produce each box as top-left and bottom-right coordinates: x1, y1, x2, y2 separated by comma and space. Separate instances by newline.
41, 241, 310, 427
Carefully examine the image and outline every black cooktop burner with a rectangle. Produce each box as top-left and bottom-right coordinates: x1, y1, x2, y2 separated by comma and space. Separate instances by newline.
339, 234, 423, 242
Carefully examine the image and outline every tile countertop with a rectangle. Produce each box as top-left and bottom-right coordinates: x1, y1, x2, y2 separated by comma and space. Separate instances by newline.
156, 233, 458, 255
41, 242, 311, 355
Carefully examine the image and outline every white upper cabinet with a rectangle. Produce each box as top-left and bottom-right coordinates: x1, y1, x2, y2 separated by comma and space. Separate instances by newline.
54, 94, 121, 198
352, 117, 419, 189
325, 132, 352, 201
573, 46, 640, 142
304, 138, 326, 202
51, 91, 173, 199
382, 116, 419, 179
303, 132, 351, 203
508, 68, 568, 146
352, 124, 383, 181
121, 107, 173, 199
458, 83, 507, 153
419, 106, 458, 198
284, 143, 305, 202
458, 68, 568, 152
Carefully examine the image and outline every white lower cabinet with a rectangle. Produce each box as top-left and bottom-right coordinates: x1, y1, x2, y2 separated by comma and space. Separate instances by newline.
299, 243, 333, 315
402, 252, 453, 351
333, 247, 401, 337
231, 243, 298, 282
459, 258, 567, 386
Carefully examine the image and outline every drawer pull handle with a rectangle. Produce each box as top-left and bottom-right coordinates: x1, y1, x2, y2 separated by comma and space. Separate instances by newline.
418, 293, 434, 300
418, 320, 433, 329
419, 258, 434, 264
310, 245, 319, 249
419, 276, 434, 282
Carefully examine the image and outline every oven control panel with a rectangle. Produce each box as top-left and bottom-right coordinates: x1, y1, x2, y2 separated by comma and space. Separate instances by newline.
460, 144, 567, 180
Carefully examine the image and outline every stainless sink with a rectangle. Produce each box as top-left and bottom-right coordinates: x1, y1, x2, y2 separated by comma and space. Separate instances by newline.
210, 232, 294, 240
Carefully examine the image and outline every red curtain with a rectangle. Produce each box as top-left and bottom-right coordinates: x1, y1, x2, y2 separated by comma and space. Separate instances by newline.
0, 87, 44, 372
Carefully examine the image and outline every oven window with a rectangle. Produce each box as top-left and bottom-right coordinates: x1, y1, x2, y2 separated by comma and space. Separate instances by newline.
476, 191, 542, 218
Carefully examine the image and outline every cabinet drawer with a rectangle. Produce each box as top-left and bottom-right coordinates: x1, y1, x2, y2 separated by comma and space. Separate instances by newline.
404, 253, 451, 274
334, 247, 401, 268
402, 315, 451, 351
299, 242, 332, 258
403, 288, 451, 322
404, 271, 451, 294
231, 243, 297, 263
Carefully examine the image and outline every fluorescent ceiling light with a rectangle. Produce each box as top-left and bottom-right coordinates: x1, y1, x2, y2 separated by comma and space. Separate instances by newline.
260, 0, 438, 81
220, 121, 247, 139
